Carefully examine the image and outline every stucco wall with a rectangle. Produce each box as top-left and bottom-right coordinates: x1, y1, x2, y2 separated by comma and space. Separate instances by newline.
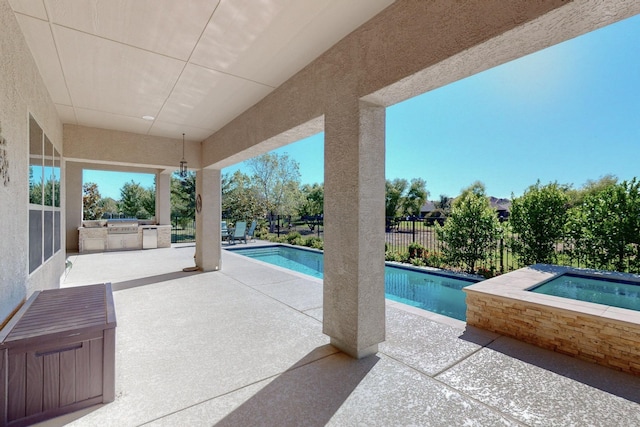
64, 124, 201, 170
0, 0, 64, 325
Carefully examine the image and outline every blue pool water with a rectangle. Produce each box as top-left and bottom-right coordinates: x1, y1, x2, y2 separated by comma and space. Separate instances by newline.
228, 245, 478, 320
530, 273, 640, 312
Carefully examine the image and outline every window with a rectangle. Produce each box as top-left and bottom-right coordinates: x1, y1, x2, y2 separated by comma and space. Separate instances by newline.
28, 115, 61, 273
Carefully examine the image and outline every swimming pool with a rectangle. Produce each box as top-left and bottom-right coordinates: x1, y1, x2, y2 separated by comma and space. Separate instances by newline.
227, 245, 478, 320
529, 273, 640, 312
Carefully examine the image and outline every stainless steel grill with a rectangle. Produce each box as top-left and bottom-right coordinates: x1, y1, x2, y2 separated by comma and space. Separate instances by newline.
106, 219, 139, 234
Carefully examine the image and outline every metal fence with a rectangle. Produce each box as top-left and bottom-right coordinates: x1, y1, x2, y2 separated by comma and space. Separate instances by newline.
172, 215, 323, 243
173, 215, 633, 274
266, 215, 324, 238
384, 219, 517, 273
171, 217, 196, 243
383, 217, 604, 274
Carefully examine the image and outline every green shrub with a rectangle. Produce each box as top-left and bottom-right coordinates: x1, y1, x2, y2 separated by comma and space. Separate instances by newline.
304, 237, 324, 250
408, 242, 426, 260
477, 265, 497, 279
436, 182, 500, 274
425, 252, 444, 268
285, 232, 302, 244
266, 234, 287, 244
410, 257, 426, 267
254, 224, 269, 239
291, 237, 304, 246
385, 250, 407, 263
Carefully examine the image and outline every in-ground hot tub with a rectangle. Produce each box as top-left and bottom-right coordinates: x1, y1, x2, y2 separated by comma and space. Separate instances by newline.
464, 264, 640, 375
529, 272, 640, 312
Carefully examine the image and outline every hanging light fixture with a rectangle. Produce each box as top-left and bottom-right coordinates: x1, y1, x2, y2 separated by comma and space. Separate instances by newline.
179, 133, 188, 178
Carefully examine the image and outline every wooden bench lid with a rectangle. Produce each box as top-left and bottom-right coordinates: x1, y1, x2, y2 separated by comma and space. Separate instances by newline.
0, 283, 116, 346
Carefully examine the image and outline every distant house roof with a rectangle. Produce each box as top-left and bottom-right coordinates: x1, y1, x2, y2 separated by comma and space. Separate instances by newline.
489, 197, 511, 212
420, 201, 437, 213
420, 197, 510, 214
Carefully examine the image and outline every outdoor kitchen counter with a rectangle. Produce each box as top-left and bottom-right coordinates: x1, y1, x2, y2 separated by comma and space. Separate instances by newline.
78, 225, 171, 253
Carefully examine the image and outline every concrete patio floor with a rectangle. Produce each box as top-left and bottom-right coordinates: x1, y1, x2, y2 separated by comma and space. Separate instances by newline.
39, 242, 640, 426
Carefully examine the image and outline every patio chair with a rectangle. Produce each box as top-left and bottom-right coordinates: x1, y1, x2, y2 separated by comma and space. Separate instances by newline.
228, 221, 247, 244
221, 221, 228, 240
246, 220, 257, 242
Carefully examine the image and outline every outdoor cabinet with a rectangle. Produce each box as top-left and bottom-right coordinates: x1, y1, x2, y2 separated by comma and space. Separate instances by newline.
0, 283, 116, 427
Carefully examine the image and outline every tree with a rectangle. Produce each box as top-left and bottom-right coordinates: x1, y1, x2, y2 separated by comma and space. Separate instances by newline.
385, 178, 429, 219
29, 166, 42, 205
171, 171, 196, 225
509, 181, 569, 265
298, 183, 324, 218
565, 174, 617, 207
567, 178, 640, 272
141, 182, 156, 219
402, 178, 429, 217
298, 182, 324, 231
385, 178, 408, 219
98, 197, 119, 217
119, 180, 153, 219
43, 177, 59, 207
247, 153, 301, 229
385, 178, 407, 231
222, 170, 263, 222
83, 182, 104, 220
437, 194, 453, 215
436, 182, 500, 274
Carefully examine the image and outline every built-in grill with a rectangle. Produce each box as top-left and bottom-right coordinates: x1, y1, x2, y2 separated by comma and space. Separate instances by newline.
106, 218, 139, 234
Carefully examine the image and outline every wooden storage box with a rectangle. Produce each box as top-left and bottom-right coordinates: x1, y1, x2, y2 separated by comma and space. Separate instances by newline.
0, 283, 116, 427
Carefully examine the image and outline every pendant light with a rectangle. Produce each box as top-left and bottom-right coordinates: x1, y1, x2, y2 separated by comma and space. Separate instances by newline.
179, 133, 188, 178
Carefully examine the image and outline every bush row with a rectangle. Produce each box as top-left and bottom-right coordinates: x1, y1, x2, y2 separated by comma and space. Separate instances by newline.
263, 231, 324, 250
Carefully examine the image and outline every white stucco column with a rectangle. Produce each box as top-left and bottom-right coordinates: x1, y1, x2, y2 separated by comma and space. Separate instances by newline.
195, 168, 222, 271
155, 172, 171, 225
65, 162, 83, 251
323, 99, 386, 359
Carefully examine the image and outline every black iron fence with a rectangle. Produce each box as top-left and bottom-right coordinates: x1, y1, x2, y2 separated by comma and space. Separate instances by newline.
265, 214, 324, 238
173, 215, 634, 275
383, 217, 622, 275
172, 215, 323, 243
171, 217, 195, 243
384, 218, 516, 274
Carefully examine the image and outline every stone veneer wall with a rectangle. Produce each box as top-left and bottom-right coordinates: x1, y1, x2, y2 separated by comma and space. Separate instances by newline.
466, 291, 640, 376
157, 226, 171, 248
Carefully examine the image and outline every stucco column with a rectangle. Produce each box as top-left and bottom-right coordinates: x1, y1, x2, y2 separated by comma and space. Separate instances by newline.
155, 172, 171, 225
323, 99, 386, 358
65, 162, 83, 251
195, 168, 222, 271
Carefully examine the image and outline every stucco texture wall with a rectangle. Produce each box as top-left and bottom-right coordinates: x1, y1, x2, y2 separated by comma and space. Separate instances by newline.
0, 0, 64, 325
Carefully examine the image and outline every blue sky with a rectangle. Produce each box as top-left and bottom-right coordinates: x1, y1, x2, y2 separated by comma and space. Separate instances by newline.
87, 14, 640, 200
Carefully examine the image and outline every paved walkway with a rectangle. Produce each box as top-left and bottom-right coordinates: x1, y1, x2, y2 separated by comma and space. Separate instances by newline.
39, 243, 640, 426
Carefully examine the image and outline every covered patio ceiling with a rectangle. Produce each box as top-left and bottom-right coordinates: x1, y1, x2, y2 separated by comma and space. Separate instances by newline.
9, 0, 393, 142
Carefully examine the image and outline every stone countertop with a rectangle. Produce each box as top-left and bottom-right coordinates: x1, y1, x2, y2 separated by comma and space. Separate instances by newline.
78, 224, 172, 230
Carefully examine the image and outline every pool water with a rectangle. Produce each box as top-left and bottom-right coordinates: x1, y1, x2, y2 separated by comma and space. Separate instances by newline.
228, 245, 477, 321
530, 273, 640, 312
235, 246, 324, 279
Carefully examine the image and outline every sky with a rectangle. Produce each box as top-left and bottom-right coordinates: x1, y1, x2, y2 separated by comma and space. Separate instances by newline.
86, 14, 640, 200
